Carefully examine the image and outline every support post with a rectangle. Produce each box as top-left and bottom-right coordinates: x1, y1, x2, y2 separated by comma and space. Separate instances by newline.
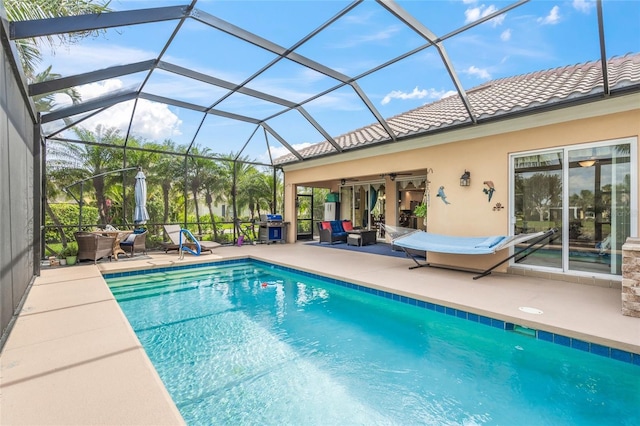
622, 237, 640, 317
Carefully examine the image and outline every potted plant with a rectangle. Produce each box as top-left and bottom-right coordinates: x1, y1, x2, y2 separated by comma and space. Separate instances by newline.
413, 203, 427, 218
413, 203, 428, 228
61, 243, 78, 266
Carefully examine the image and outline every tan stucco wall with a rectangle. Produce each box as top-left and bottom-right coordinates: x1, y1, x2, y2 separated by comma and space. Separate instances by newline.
283, 95, 640, 271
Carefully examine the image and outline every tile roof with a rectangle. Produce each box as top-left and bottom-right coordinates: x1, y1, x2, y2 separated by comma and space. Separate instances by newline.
275, 53, 640, 165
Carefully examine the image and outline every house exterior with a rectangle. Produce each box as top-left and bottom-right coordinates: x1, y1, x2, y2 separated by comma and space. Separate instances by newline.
278, 54, 640, 282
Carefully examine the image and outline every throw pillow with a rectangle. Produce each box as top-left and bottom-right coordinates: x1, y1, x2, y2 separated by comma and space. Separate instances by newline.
321, 221, 331, 230
342, 220, 353, 231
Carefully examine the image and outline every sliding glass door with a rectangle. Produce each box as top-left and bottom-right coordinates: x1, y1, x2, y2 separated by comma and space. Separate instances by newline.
568, 144, 632, 275
511, 138, 636, 277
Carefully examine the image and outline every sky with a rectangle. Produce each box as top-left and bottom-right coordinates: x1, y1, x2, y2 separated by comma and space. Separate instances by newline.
33, 0, 640, 164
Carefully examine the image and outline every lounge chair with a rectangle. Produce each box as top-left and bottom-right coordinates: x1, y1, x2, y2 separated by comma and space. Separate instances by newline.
75, 231, 115, 264
119, 229, 148, 257
392, 228, 558, 279
162, 224, 221, 254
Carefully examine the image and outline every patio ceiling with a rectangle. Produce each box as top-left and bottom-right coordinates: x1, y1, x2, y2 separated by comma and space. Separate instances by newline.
6, 0, 640, 167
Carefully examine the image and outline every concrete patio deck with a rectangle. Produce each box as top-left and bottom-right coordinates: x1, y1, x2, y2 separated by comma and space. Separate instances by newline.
1, 242, 638, 425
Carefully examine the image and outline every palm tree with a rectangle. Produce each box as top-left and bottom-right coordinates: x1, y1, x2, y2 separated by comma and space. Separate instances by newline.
144, 140, 186, 226
31, 66, 81, 112
264, 170, 284, 214
5, 0, 111, 80
201, 160, 228, 240
48, 125, 125, 226
237, 167, 271, 220
185, 146, 214, 236
37, 66, 83, 249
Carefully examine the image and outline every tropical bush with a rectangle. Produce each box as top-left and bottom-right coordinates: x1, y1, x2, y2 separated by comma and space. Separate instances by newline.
59, 243, 78, 257
45, 204, 99, 242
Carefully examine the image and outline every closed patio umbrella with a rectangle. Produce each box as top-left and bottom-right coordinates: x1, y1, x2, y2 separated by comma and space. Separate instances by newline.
133, 167, 149, 225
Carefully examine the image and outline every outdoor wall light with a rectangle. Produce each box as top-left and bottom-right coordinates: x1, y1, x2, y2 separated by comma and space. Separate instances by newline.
460, 170, 471, 186
340, 179, 346, 185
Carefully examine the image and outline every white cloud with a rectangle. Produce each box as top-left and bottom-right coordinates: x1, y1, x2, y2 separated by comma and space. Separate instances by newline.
572, 0, 594, 14
37, 44, 153, 77
464, 4, 505, 27
381, 87, 454, 105
538, 6, 561, 25
332, 25, 402, 49
500, 29, 512, 41
55, 79, 183, 141
465, 6, 482, 23
268, 143, 313, 161
342, 10, 376, 25
77, 79, 125, 100
464, 66, 491, 80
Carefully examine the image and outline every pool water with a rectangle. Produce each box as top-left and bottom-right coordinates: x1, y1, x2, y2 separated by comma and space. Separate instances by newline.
107, 261, 639, 425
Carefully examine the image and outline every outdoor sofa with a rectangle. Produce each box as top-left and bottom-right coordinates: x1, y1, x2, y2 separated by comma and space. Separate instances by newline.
317, 220, 355, 244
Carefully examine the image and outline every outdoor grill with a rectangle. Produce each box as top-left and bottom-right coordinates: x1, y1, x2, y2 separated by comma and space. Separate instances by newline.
258, 214, 288, 244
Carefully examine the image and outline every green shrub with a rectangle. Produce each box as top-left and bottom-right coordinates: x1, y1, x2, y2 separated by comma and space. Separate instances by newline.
46, 204, 99, 242
60, 243, 78, 257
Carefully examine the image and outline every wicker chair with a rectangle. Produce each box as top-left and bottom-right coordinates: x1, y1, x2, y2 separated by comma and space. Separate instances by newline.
75, 232, 115, 264
317, 221, 349, 244
119, 230, 147, 257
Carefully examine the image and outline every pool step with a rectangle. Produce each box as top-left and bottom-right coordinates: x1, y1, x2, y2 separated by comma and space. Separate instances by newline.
107, 264, 274, 302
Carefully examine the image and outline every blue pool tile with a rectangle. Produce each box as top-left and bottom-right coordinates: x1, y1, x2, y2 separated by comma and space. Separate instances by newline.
478, 316, 492, 326
538, 330, 554, 343
590, 344, 610, 358
456, 310, 467, 319
435, 305, 445, 314
504, 323, 514, 331
633, 354, 640, 366
554, 334, 571, 347
445, 307, 456, 316
467, 313, 479, 322
425, 302, 435, 310
571, 339, 590, 352
611, 348, 633, 363
490, 319, 505, 329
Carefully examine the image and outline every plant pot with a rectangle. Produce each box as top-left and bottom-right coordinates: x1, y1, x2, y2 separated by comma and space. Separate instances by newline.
59, 258, 67, 266
66, 256, 77, 266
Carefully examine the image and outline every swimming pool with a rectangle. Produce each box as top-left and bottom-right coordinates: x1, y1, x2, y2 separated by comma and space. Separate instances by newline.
106, 260, 639, 425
